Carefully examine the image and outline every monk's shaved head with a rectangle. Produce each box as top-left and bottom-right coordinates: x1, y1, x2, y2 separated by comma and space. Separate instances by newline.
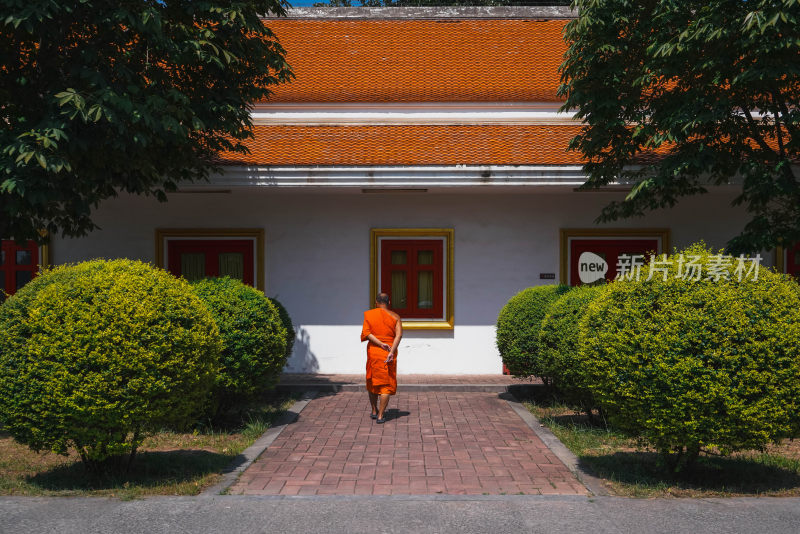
375, 292, 390, 305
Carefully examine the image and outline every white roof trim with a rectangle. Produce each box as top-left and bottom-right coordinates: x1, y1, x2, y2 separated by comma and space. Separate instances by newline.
202, 165, 587, 188
250, 102, 574, 126
272, 6, 577, 20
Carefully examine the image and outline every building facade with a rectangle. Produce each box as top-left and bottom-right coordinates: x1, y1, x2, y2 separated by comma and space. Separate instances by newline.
3, 7, 790, 374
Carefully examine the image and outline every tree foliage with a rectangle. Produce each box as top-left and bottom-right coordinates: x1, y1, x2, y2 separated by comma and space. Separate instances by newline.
577, 243, 800, 472
0, 1, 292, 242
560, 0, 800, 253
0, 259, 220, 468
191, 277, 287, 416
269, 296, 296, 360
496, 284, 571, 379
538, 283, 605, 411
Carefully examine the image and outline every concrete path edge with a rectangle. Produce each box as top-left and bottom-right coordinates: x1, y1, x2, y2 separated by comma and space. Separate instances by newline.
200, 390, 319, 497
502, 392, 609, 497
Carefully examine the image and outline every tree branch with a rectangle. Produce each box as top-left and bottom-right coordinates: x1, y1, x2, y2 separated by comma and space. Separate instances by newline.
772, 91, 786, 160
772, 86, 798, 139
741, 102, 774, 156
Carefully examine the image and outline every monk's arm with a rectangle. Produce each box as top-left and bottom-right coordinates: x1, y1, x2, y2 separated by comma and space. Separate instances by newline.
387, 320, 403, 360
366, 333, 390, 350
360, 316, 378, 345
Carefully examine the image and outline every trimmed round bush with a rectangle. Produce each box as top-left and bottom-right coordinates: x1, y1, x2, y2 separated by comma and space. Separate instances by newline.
578, 243, 800, 471
0, 259, 221, 466
192, 278, 288, 414
539, 284, 606, 410
496, 284, 571, 378
269, 296, 295, 360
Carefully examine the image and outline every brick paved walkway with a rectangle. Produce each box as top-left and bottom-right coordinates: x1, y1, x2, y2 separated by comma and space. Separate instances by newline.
230, 391, 586, 496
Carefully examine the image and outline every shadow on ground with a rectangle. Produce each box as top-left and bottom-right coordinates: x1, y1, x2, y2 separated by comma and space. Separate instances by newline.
385, 409, 411, 421
25, 450, 236, 492
306, 391, 412, 421
203, 390, 300, 432
277, 374, 545, 398
277, 374, 356, 393
579, 451, 800, 495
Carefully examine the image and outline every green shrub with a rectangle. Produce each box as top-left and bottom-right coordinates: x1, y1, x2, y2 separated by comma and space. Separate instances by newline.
496, 284, 571, 378
192, 278, 288, 414
539, 284, 606, 410
0, 259, 220, 467
268, 296, 295, 360
578, 243, 800, 471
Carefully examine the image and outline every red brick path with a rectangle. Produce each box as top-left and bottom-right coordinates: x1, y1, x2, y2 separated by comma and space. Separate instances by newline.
230, 391, 586, 496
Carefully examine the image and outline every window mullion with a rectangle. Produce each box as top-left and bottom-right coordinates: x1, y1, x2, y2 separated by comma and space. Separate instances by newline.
399, 245, 412, 314
409, 244, 420, 316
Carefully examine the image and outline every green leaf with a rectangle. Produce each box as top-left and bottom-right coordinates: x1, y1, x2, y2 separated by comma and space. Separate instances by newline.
0, 179, 16, 193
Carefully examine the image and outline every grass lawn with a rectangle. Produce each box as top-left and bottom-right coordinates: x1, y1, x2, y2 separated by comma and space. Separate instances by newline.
525, 399, 800, 498
0, 392, 297, 499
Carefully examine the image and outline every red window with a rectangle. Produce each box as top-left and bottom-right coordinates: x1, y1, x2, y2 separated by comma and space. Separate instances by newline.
787, 242, 800, 278
569, 238, 661, 286
166, 239, 255, 286
1, 240, 40, 298
380, 239, 443, 319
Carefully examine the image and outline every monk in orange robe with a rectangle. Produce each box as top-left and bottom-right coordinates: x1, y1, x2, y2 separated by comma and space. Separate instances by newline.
361, 292, 403, 424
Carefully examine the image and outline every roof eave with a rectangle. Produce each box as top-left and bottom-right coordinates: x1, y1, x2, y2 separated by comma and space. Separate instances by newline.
264, 6, 577, 21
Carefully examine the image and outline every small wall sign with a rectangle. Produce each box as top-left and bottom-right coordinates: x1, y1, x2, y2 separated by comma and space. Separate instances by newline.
539, 273, 556, 280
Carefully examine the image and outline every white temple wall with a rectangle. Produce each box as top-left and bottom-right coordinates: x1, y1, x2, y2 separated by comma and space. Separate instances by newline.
53, 187, 750, 374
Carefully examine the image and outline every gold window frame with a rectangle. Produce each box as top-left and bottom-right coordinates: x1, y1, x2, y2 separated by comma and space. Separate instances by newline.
155, 228, 265, 290
559, 228, 671, 284
37, 229, 51, 268
39, 244, 50, 268
370, 228, 454, 330
777, 246, 786, 273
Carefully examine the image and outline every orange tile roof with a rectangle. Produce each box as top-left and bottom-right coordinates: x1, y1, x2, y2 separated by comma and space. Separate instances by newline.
220, 124, 583, 166
265, 19, 568, 103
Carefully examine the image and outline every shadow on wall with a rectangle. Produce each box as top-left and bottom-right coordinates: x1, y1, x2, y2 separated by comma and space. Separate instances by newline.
283, 326, 319, 373
281, 326, 456, 373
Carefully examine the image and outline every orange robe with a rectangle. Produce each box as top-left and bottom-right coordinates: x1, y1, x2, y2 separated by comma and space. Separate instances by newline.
361, 308, 398, 395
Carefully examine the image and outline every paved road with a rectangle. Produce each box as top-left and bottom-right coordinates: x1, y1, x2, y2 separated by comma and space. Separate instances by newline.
2, 494, 800, 534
